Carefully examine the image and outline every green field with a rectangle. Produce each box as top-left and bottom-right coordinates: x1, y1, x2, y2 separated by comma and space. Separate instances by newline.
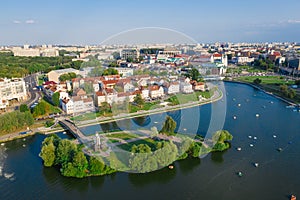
106, 132, 139, 140
236, 76, 294, 85
117, 138, 157, 151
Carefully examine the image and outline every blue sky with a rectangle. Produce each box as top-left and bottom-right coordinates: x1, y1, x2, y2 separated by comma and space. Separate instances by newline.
1, 0, 300, 45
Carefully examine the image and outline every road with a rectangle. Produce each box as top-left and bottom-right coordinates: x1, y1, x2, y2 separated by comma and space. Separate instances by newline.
24, 73, 42, 107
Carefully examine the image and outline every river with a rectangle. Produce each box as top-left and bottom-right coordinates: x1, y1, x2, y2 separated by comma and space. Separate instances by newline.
0, 82, 299, 200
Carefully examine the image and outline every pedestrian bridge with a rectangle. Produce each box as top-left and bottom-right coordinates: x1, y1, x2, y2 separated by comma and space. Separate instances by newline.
59, 119, 88, 143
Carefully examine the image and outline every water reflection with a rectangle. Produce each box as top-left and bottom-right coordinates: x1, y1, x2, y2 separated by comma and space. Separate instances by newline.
128, 167, 176, 187
210, 150, 228, 164
131, 116, 151, 127
177, 158, 201, 175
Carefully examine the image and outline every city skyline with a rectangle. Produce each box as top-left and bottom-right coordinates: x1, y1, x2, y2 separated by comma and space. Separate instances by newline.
1, 0, 300, 45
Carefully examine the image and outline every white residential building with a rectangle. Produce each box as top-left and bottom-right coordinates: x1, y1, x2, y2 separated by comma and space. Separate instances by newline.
0, 78, 27, 110
180, 82, 193, 94
115, 68, 134, 77
61, 96, 94, 114
167, 82, 180, 94
149, 85, 164, 98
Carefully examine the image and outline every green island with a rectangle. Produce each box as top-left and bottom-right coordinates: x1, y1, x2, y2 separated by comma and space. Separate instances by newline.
40, 116, 233, 178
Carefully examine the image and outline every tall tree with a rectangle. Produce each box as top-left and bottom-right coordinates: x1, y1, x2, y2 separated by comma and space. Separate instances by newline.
52, 92, 60, 106
19, 104, 29, 112
133, 93, 144, 108
160, 116, 177, 135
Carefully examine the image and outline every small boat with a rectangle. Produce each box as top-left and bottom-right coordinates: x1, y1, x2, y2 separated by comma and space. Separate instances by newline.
262, 105, 266, 108
286, 105, 295, 109
249, 144, 254, 147
248, 135, 252, 139
253, 137, 257, 140
270, 101, 274, 104
183, 128, 187, 131
237, 103, 241, 107
168, 165, 174, 169
254, 163, 259, 167
236, 147, 242, 151
290, 195, 296, 200
273, 135, 277, 138
255, 114, 260, 117
154, 121, 158, 124
22, 144, 26, 147
233, 98, 236, 101
23, 138, 26, 141
277, 147, 283, 152
62, 131, 66, 134
237, 171, 243, 177
233, 116, 237, 120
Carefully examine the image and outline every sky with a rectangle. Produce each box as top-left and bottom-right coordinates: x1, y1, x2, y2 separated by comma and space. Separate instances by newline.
1, 0, 300, 45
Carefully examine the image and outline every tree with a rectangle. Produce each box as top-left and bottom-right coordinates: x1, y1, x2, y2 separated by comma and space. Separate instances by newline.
89, 157, 105, 175
288, 88, 296, 99
160, 116, 177, 136
253, 78, 262, 85
280, 84, 288, 96
19, 104, 29, 112
186, 68, 200, 81
40, 142, 56, 167
55, 139, 77, 164
295, 79, 300, 86
39, 137, 56, 167
52, 92, 60, 106
103, 68, 118, 76
133, 93, 144, 108
212, 130, 233, 151
72, 151, 88, 177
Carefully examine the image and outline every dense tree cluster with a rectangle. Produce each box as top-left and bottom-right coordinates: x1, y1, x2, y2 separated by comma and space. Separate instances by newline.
129, 141, 178, 173
212, 130, 233, 151
0, 52, 81, 78
253, 58, 276, 71
58, 72, 77, 82
39, 135, 116, 178
253, 78, 262, 85
32, 100, 51, 117
0, 111, 34, 134
280, 84, 296, 99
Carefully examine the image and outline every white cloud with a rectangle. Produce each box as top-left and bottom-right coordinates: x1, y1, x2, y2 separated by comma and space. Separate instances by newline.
287, 19, 300, 24
13, 20, 21, 24
25, 19, 36, 24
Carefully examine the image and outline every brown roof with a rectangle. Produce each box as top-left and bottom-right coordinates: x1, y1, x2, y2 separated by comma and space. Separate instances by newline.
148, 85, 160, 91
95, 91, 105, 96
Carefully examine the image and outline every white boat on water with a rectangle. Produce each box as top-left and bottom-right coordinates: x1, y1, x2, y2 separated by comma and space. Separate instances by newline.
237, 147, 242, 151
248, 135, 252, 139
4, 173, 14, 179
254, 163, 259, 167
249, 144, 254, 147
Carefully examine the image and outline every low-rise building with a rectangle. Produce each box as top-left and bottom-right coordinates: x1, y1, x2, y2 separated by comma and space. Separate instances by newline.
180, 82, 193, 94
48, 68, 79, 83
149, 85, 164, 98
166, 82, 180, 94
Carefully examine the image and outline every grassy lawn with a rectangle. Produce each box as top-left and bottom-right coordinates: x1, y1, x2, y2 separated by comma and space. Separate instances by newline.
117, 138, 157, 151
106, 132, 139, 140
130, 101, 162, 113
236, 76, 294, 85
72, 112, 97, 121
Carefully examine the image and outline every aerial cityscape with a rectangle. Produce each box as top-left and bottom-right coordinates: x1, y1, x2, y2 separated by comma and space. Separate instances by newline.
0, 1, 300, 200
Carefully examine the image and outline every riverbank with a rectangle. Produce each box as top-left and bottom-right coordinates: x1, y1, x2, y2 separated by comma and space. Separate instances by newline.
226, 80, 299, 106
71, 87, 223, 129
